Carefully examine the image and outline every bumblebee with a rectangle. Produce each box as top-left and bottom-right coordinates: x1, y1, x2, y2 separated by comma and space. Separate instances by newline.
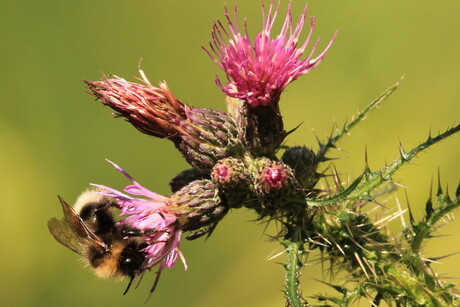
48, 189, 146, 294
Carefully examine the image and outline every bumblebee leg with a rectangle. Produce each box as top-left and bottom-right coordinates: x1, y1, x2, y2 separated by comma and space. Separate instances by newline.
186, 223, 218, 240
122, 228, 170, 237
185, 229, 210, 240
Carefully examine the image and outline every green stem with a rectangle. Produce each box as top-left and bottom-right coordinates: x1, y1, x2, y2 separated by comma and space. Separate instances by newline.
307, 125, 459, 206
306, 174, 363, 206
412, 192, 460, 253
349, 124, 460, 199
316, 78, 402, 163
283, 240, 304, 307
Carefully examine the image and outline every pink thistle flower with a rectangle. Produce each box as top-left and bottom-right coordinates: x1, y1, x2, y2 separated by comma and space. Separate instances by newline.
205, 1, 337, 107
92, 160, 227, 295
91, 160, 187, 294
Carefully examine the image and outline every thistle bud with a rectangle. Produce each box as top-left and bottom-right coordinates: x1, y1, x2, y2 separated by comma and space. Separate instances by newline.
176, 107, 242, 171
252, 159, 298, 207
211, 157, 250, 191
169, 179, 227, 232
282, 146, 319, 189
169, 168, 209, 193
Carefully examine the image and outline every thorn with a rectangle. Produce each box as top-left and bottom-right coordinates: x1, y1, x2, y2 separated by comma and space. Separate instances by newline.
428, 266, 452, 294
427, 234, 453, 239
404, 190, 415, 226
320, 251, 325, 280
316, 232, 333, 246
311, 279, 348, 295
374, 209, 407, 227
456, 181, 460, 199
312, 128, 323, 147
364, 144, 371, 173
427, 252, 460, 262
354, 252, 370, 279
344, 224, 355, 239
421, 257, 441, 264
307, 237, 329, 248
329, 122, 336, 139
341, 119, 348, 134
393, 181, 409, 189
395, 74, 405, 86
323, 175, 332, 194
362, 257, 378, 281
329, 258, 336, 282
349, 236, 365, 251
334, 243, 346, 256
425, 189, 434, 220
367, 202, 387, 215
266, 250, 286, 261
437, 167, 443, 195
331, 164, 342, 191
322, 156, 347, 163
395, 195, 407, 229
438, 276, 460, 280
398, 137, 408, 161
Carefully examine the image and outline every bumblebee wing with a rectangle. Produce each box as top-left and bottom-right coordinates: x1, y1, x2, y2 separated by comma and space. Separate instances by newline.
59, 195, 108, 249
48, 196, 108, 254
48, 217, 84, 255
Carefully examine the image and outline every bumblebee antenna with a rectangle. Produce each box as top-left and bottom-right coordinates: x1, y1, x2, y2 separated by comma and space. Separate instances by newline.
123, 276, 135, 295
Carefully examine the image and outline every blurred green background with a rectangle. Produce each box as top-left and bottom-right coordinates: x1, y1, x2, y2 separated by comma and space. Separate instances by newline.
1, 0, 459, 306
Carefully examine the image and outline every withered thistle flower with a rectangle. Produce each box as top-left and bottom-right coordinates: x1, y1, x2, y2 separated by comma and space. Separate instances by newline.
85, 77, 184, 138
205, 0, 337, 107
85, 76, 242, 171
92, 160, 227, 293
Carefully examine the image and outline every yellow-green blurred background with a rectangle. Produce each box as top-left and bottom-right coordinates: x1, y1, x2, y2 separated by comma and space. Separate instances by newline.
1, 0, 459, 306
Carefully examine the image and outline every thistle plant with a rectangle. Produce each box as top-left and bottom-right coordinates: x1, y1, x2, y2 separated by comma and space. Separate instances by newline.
49, 1, 459, 306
